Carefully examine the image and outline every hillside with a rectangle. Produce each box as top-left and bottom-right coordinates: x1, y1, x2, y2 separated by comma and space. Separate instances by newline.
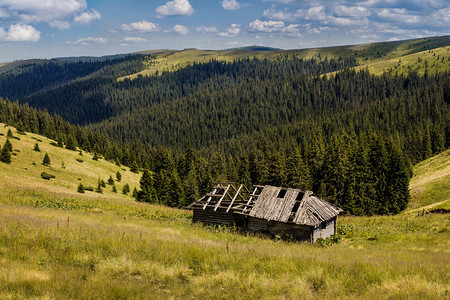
409, 149, 450, 211
0, 123, 141, 205
0, 126, 448, 298
118, 36, 450, 80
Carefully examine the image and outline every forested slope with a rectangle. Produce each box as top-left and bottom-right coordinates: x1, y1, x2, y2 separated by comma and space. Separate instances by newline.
0, 37, 449, 215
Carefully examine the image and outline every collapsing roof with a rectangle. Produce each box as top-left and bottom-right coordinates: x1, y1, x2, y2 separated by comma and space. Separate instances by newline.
233, 185, 342, 226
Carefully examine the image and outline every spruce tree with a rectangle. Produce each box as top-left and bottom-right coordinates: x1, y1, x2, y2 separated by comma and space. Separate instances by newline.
132, 187, 138, 198
116, 171, 122, 182
66, 134, 77, 151
77, 183, 85, 193
137, 170, 157, 203
122, 183, 130, 195
95, 179, 103, 194
4, 139, 12, 152
33, 143, 40, 152
130, 160, 139, 173
108, 175, 114, 185
42, 153, 51, 166
93, 153, 98, 161
1, 144, 11, 164
6, 129, 13, 138
112, 184, 117, 193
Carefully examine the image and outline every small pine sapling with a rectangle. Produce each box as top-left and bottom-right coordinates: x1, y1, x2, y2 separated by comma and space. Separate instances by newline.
42, 153, 51, 166
108, 175, 114, 185
132, 187, 138, 198
122, 183, 130, 195
112, 184, 117, 193
0, 143, 11, 164
77, 183, 85, 193
116, 171, 122, 182
33, 143, 40, 152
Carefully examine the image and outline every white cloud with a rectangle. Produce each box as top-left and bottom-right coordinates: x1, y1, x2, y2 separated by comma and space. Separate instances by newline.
218, 24, 241, 37
326, 16, 369, 26
73, 9, 101, 24
68, 36, 107, 46
263, 0, 294, 3
377, 8, 421, 23
221, 0, 241, 10
173, 24, 189, 35
123, 37, 147, 43
121, 21, 159, 32
156, 0, 193, 16
49, 20, 71, 30
333, 5, 371, 17
196, 26, 218, 33
4, 23, 40, 41
0, 27, 6, 39
0, 0, 100, 30
263, 7, 294, 21
429, 8, 449, 25
298, 6, 328, 21
249, 19, 285, 33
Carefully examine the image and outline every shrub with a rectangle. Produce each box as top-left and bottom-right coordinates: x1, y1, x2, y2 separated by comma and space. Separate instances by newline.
93, 153, 99, 161
112, 185, 117, 193
33, 143, 41, 152
41, 172, 55, 180
84, 186, 94, 191
76, 158, 84, 163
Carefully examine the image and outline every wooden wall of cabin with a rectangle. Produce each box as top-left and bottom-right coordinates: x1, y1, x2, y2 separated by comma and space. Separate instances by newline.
311, 217, 337, 242
192, 208, 234, 226
247, 217, 311, 240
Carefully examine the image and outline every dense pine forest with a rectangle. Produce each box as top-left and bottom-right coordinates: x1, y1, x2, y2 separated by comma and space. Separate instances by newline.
0, 47, 449, 216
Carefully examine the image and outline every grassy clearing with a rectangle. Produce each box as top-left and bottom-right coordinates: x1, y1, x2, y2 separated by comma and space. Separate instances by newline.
353, 46, 450, 75
409, 149, 450, 211
0, 125, 449, 298
0, 123, 141, 202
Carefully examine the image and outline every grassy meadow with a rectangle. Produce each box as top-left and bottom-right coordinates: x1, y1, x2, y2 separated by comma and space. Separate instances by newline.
0, 124, 449, 299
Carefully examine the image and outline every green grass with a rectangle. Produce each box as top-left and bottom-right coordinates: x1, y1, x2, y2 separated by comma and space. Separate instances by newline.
0, 125, 449, 298
353, 46, 450, 76
409, 149, 450, 211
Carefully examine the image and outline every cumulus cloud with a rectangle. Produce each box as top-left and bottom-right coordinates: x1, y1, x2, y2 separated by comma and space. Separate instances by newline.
121, 21, 159, 32
74, 9, 101, 24
49, 20, 71, 30
333, 5, 371, 17
173, 24, 189, 35
377, 8, 421, 23
263, 0, 294, 3
249, 19, 285, 33
123, 37, 146, 42
68, 36, 108, 46
196, 26, 218, 33
249, 19, 303, 36
156, 0, 193, 16
221, 0, 241, 10
4, 23, 40, 41
0, 0, 100, 30
218, 24, 241, 37
263, 7, 295, 21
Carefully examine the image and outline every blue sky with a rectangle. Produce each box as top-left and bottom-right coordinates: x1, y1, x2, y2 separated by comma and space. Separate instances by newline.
0, 0, 448, 60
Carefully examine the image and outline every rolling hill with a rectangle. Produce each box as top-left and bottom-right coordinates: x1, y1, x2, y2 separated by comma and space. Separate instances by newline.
0, 124, 448, 298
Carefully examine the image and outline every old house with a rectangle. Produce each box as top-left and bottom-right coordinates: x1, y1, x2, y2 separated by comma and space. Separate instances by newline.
189, 184, 343, 242
187, 183, 249, 226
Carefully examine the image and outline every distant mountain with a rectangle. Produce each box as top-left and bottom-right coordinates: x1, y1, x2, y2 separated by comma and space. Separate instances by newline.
224, 46, 282, 51
52, 53, 133, 62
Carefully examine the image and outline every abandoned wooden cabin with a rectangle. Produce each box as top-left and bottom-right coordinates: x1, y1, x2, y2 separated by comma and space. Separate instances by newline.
189, 184, 343, 242
187, 183, 249, 226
